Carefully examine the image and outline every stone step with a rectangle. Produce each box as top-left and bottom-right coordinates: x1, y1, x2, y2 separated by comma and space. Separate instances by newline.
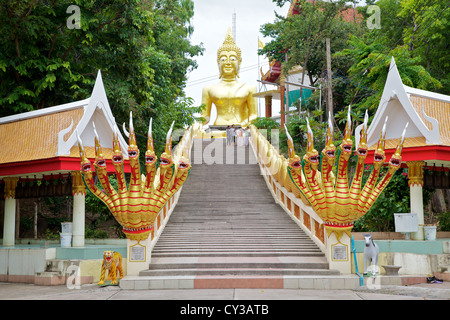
146, 256, 330, 269
151, 251, 324, 258
153, 246, 320, 251
152, 250, 322, 256
157, 230, 311, 234
153, 245, 320, 250
154, 238, 318, 243
120, 275, 360, 290
153, 240, 318, 245
127, 140, 335, 289
139, 268, 339, 277
158, 232, 309, 236
35, 271, 63, 277
34, 271, 67, 286
158, 232, 310, 236
154, 236, 317, 244
192, 143, 258, 164
156, 233, 314, 236
154, 242, 319, 247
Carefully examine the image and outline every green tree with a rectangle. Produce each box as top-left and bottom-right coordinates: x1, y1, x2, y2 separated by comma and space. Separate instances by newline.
259, 0, 362, 116
398, 0, 450, 93
251, 117, 280, 143
332, 0, 447, 125
0, 0, 204, 156
257, 0, 449, 233
334, 37, 442, 126
354, 169, 410, 232
85, 176, 124, 238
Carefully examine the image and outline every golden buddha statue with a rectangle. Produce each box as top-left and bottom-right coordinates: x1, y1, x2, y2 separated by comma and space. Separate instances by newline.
201, 28, 258, 127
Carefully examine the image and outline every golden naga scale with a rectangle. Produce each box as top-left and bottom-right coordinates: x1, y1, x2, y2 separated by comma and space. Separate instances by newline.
285, 107, 408, 240
77, 114, 191, 241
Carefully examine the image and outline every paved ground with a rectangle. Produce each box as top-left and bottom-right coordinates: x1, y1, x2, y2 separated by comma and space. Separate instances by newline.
1, 281, 448, 300
3, 142, 448, 312
1, 282, 447, 318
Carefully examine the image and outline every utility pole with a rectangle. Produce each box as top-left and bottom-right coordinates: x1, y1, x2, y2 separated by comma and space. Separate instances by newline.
285, 53, 289, 123
232, 10, 236, 41
326, 37, 333, 120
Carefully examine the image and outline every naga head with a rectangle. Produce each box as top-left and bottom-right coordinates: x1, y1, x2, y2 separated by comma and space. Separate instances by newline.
388, 122, 408, 170
177, 129, 192, 173
322, 113, 336, 167
160, 121, 175, 171
356, 110, 369, 159
112, 126, 124, 167
285, 125, 302, 173
76, 130, 93, 180
175, 155, 191, 180
93, 122, 107, 169
123, 112, 139, 166
145, 118, 157, 172
340, 106, 353, 160
303, 118, 319, 171
373, 116, 388, 169
77, 116, 193, 242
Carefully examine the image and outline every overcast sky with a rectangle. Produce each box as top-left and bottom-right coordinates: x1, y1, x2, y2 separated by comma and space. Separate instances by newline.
184, 0, 290, 120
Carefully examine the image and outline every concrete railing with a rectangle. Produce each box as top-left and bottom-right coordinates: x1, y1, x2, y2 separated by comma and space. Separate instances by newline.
249, 125, 327, 254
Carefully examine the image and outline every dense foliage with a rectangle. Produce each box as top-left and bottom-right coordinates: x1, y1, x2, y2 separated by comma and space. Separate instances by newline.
0, 0, 204, 236
260, 0, 448, 127
0, 0, 204, 156
257, 0, 450, 231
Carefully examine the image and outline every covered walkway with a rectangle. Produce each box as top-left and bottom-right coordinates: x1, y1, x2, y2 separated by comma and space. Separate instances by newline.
0, 71, 130, 248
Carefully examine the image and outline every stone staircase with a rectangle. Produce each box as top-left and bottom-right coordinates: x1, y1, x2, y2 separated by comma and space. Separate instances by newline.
121, 139, 360, 289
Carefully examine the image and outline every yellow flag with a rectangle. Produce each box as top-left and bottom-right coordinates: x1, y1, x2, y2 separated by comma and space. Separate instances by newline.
258, 38, 265, 49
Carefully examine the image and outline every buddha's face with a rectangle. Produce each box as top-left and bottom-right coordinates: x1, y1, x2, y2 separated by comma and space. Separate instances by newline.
219, 51, 239, 78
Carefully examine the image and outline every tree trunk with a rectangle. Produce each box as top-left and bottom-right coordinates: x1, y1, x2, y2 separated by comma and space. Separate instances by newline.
326, 37, 333, 118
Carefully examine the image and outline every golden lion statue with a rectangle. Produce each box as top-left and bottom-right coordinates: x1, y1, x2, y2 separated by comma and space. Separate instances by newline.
98, 251, 123, 285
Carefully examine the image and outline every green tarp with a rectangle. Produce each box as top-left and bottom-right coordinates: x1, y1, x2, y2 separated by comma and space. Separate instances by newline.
284, 88, 312, 107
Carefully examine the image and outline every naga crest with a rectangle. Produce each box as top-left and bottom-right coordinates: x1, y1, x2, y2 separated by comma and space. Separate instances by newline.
286, 107, 408, 240
77, 113, 191, 241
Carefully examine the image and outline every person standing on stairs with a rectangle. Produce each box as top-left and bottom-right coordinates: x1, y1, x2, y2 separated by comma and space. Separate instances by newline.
226, 126, 232, 146
237, 127, 243, 146
231, 125, 236, 145
244, 127, 250, 146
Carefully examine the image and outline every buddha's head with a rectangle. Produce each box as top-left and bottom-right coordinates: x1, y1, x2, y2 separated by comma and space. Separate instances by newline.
217, 28, 242, 79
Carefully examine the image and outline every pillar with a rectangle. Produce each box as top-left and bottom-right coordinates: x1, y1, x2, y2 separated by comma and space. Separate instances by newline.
407, 161, 424, 240
2, 177, 19, 247
326, 230, 352, 274
71, 171, 86, 247
265, 95, 272, 118
127, 237, 152, 276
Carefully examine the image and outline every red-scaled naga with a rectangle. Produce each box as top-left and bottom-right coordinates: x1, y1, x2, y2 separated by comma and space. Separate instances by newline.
286, 107, 408, 240
77, 113, 191, 241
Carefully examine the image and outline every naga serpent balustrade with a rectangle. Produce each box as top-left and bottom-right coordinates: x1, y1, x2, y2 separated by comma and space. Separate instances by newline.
285, 107, 408, 240
77, 113, 191, 241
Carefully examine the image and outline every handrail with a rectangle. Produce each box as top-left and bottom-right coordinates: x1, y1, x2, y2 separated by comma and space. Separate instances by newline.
351, 235, 363, 286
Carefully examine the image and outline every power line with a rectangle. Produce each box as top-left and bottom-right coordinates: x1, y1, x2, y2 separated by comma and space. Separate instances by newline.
186, 61, 269, 87
187, 61, 268, 83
